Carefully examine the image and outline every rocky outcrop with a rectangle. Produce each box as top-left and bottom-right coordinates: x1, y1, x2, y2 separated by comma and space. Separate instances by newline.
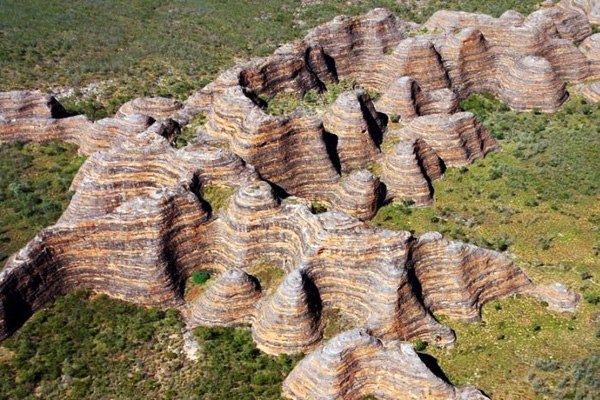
528, 282, 581, 313
579, 81, 600, 102
0, 123, 262, 340
558, 0, 600, 25
379, 111, 497, 206
206, 86, 340, 200
252, 270, 323, 354
0, 4, 588, 398
302, 8, 413, 89
397, 112, 497, 168
1, 167, 537, 351
411, 232, 533, 322
187, 268, 261, 327
0, 91, 159, 155
381, 138, 443, 206
581, 33, 600, 80
387, 37, 451, 92
282, 329, 489, 400
424, 2, 592, 109
116, 97, 183, 121
334, 169, 383, 221
322, 90, 384, 173
0, 91, 67, 119
499, 56, 568, 112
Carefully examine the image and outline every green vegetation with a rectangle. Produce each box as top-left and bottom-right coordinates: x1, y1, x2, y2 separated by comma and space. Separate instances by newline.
191, 270, 211, 285
201, 185, 236, 213
265, 79, 378, 116
0, 291, 301, 399
528, 353, 599, 399
0, 290, 184, 399
322, 307, 353, 340
373, 93, 600, 398
176, 113, 207, 148
0, 0, 597, 398
310, 200, 329, 214
0, 0, 542, 119
247, 261, 286, 294
193, 326, 302, 399
0, 141, 85, 267
426, 297, 599, 399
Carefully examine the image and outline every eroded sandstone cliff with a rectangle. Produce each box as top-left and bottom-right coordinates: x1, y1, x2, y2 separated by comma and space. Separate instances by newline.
0, 1, 592, 398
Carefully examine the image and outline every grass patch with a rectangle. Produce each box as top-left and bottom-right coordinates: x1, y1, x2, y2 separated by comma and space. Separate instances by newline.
264, 79, 377, 116
528, 353, 600, 399
246, 261, 285, 295
373, 93, 600, 397
191, 271, 210, 285
175, 113, 207, 149
322, 307, 354, 340
0, 140, 85, 268
0, 291, 301, 399
425, 297, 599, 399
0, 291, 184, 399
193, 326, 302, 399
201, 184, 236, 213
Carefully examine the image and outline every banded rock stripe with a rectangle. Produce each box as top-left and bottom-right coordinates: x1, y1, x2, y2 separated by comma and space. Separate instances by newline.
282, 329, 490, 400
0, 3, 591, 398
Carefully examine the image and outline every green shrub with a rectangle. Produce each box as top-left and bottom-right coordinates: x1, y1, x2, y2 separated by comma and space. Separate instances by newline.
0, 141, 85, 269
191, 271, 210, 285
583, 291, 600, 305
413, 338, 428, 351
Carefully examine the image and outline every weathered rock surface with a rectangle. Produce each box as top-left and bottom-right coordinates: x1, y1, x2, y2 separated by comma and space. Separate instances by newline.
188, 268, 261, 327
0, 3, 588, 399
282, 329, 490, 400
558, 0, 600, 24
381, 138, 442, 206
412, 232, 533, 322
0, 91, 158, 155
0, 91, 67, 120
528, 282, 581, 313
252, 270, 323, 354
322, 90, 384, 173
580, 33, 600, 80
116, 97, 183, 121
579, 80, 600, 102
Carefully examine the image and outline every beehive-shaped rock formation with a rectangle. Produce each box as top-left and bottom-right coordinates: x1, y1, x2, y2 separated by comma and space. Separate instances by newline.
400, 112, 498, 167
0, 91, 67, 119
188, 268, 261, 327
252, 270, 323, 354
282, 329, 489, 400
334, 169, 383, 221
386, 37, 451, 92
580, 33, 600, 79
411, 232, 533, 322
381, 138, 443, 206
322, 90, 384, 173
500, 55, 569, 112
0, 3, 589, 398
116, 97, 183, 121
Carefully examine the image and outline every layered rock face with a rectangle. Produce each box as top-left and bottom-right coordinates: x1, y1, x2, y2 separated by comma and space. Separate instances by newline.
322, 90, 384, 173
282, 329, 489, 400
0, 2, 588, 399
412, 232, 533, 322
0, 91, 67, 119
424, 2, 598, 109
188, 268, 261, 327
